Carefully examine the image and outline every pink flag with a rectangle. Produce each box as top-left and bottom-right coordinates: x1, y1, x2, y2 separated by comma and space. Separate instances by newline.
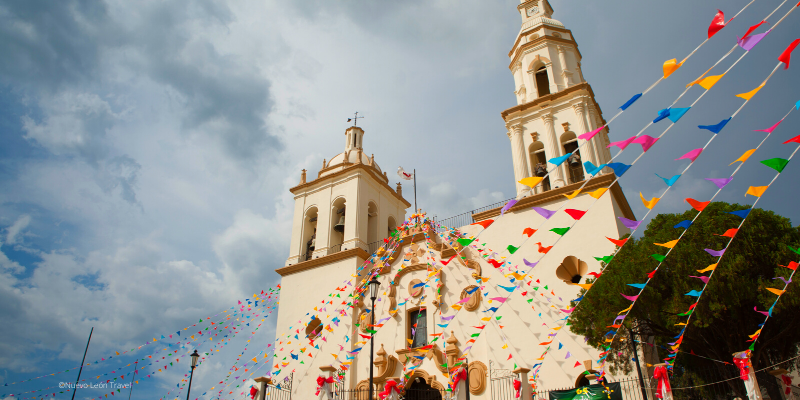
633, 135, 659, 152
607, 136, 637, 150
754, 119, 785, 134
676, 148, 703, 162
579, 126, 605, 140
621, 293, 639, 302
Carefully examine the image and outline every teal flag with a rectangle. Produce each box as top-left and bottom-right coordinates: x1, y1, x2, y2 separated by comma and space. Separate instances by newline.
549, 382, 622, 400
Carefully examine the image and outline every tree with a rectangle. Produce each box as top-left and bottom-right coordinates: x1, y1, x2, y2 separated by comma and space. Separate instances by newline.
569, 202, 800, 378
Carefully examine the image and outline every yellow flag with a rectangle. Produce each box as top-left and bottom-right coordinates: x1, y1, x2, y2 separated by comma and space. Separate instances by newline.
563, 189, 581, 200
451, 305, 462, 310
553, 326, 562, 331
697, 264, 717, 273
686, 66, 715, 87
730, 149, 756, 165
748, 329, 762, 338
589, 188, 608, 199
252, 357, 258, 363
639, 193, 660, 209
745, 186, 768, 197
765, 287, 785, 296
481, 317, 491, 321
618, 304, 633, 315
502, 344, 508, 349
663, 59, 682, 78
698, 74, 725, 90
655, 239, 679, 249
675, 322, 687, 326
519, 176, 544, 188
736, 83, 765, 101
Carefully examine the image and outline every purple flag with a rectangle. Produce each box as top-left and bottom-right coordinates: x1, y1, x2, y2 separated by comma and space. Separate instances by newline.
501, 199, 518, 215
523, 258, 538, 268
705, 248, 725, 257
737, 29, 772, 51
705, 177, 733, 189
533, 207, 557, 219
618, 217, 642, 230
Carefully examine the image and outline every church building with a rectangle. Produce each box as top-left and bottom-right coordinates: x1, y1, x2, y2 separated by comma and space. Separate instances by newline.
268, 1, 653, 398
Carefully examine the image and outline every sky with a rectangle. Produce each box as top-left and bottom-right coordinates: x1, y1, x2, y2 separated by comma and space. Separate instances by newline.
1, 0, 799, 398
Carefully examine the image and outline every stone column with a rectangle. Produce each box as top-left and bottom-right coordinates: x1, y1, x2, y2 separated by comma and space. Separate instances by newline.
572, 103, 600, 169
254, 376, 271, 400
588, 107, 612, 162
557, 46, 573, 87
508, 124, 531, 197
542, 113, 566, 188
514, 367, 532, 400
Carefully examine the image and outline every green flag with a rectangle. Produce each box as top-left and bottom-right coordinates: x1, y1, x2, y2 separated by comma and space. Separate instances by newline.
457, 238, 475, 247
761, 158, 789, 173
507, 245, 519, 254
651, 254, 667, 262
594, 255, 613, 263
550, 227, 571, 236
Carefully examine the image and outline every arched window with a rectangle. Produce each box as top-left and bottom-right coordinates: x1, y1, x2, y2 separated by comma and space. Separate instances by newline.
387, 216, 397, 239
407, 307, 427, 348
367, 202, 378, 244
528, 141, 551, 192
302, 207, 318, 261
535, 66, 551, 97
330, 198, 347, 251
561, 132, 585, 184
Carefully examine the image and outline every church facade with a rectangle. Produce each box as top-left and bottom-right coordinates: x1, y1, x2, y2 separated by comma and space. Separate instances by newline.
270, 1, 654, 399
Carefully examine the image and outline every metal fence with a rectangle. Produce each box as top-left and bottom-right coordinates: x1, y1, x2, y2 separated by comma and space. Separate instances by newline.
329, 388, 448, 400
301, 239, 385, 262
264, 380, 292, 400
533, 377, 650, 400
491, 374, 518, 400
433, 197, 514, 229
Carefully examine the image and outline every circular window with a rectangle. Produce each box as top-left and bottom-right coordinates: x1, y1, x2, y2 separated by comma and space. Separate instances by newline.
305, 318, 322, 340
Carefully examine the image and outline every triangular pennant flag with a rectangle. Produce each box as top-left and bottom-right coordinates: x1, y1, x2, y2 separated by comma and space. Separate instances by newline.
655, 173, 680, 187
765, 287, 785, 296
738, 29, 771, 51
685, 290, 702, 297
728, 209, 751, 218
618, 217, 641, 230
651, 254, 667, 262
698, 118, 731, 134
716, 229, 738, 238
754, 119, 785, 134
655, 239, 679, 249
740, 20, 769, 41
736, 83, 765, 101
606, 237, 627, 247
760, 158, 789, 173
563, 189, 581, 200
578, 126, 605, 140
697, 264, 717, 273
707, 9, 730, 38
640, 193, 660, 209
704, 248, 725, 257
550, 227, 570, 236
620, 93, 642, 110
731, 149, 756, 165
608, 136, 638, 150
507, 245, 520, 254
663, 59, 682, 78
549, 154, 571, 167
653, 108, 671, 123
705, 177, 733, 189
607, 162, 631, 177
667, 108, 691, 123
778, 38, 800, 69
522, 227, 537, 237
533, 207, 557, 220
589, 188, 608, 199
627, 283, 646, 289
783, 133, 800, 144
686, 198, 710, 211
519, 177, 544, 188
471, 219, 494, 229
565, 209, 586, 220
633, 134, 660, 151
583, 161, 607, 176
698, 74, 725, 90
745, 186, 768, 197
676, 148, 703, 162
674, 220, 692, 229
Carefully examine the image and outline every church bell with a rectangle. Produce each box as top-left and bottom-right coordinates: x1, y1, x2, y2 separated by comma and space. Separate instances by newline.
568, 153, 581, 167
333, 208, 346, 233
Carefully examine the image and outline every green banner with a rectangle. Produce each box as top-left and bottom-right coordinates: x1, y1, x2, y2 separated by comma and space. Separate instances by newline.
548, 382, 622, 400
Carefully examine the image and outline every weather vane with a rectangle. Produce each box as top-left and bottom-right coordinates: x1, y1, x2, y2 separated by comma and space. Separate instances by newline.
347, 111, 364, 127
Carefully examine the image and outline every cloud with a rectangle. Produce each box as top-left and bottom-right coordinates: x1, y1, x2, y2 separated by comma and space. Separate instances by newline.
4, 214, 31, 245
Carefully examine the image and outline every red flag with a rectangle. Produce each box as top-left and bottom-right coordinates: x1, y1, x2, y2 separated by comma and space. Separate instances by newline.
740, 21, 768, 40
573, 361, 582, 368
507, 354, 513, 360
779, 39, 800, 69
781, 261, 799, 271
536, 242, 552, 254
441, 255, 457, 265
716, 228, 738, 238
606, 237, 628, 247
471, 219, 494, 229
564, 209, 586, 220
783, 134, 800, 144
685, 198, 710, 211
708, 9, 732, 38
522, 227, 537, 237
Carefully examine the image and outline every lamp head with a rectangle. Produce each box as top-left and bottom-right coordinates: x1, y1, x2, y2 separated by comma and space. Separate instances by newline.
368, 277, 381, 301
190, 349, 200, 367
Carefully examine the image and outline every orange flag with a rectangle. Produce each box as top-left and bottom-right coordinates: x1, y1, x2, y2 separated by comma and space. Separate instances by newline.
640, 193, 660, 209
685, 198, 710, 211
471, 219, 494, 229
697, 264, 717, 273
730, 149, 756, 165
655, 239, 679, 249
736, 83, 765, 101
698, 74, 725, 90
745, 186, 768, 197
765, 288, 785, 296
589, 188, 608, 199
663, 59, 682, 78
522, 227, 537, 237
564, 189, 581, 200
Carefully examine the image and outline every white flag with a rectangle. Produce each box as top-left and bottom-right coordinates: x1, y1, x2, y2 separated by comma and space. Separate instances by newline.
397, 167, 414, 180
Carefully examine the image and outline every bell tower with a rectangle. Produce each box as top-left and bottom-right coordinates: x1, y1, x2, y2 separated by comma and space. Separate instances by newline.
503, 0, 613, 197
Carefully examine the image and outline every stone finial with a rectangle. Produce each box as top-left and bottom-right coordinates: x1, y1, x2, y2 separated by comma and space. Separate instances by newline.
561, 122, 570, 132
322, 159, 327, 169
356, 149, 363, 164
300, 169, 307, 184
370, 154, 375, 166
383, 171, 388, 180
530, 132, 539, 142
396, 182, 402, 196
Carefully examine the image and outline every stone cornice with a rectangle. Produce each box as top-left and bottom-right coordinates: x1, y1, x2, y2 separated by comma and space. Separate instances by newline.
470, 173, 635, 221
508, 24, 573, 58
500, 82, 608, 130
276, 247, 370, 276
290, 163, 411, 208
510, 36, 581, 71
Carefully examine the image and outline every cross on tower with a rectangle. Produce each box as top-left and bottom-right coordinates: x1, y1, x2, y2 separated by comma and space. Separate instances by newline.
347, 112, 363, 127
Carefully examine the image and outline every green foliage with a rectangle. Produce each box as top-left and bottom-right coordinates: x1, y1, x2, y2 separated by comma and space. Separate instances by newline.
569, 202, 800, 374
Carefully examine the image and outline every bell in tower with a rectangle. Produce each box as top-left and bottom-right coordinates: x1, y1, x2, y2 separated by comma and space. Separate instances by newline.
333, 207, 346, 233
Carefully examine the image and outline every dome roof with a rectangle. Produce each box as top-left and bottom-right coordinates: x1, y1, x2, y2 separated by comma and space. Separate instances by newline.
327, 151, 381, 172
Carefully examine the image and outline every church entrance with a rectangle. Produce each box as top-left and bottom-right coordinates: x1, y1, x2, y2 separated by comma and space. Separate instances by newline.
403, 379, 443, 400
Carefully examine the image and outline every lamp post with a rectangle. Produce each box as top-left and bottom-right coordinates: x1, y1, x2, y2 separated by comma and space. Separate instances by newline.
186, 350, 200, 400
368, 276, 381, 400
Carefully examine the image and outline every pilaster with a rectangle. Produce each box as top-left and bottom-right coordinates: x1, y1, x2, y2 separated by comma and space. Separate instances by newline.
542, 113, 566, 188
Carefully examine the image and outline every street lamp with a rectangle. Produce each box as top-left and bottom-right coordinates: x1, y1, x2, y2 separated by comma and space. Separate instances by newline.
186, 350, 200, 400
367, 276, 381, 400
